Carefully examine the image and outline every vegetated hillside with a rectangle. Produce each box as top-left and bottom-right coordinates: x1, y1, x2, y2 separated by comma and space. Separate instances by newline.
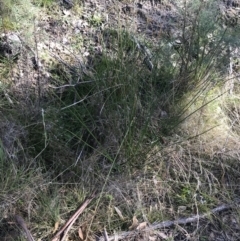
0, 0, 240, 240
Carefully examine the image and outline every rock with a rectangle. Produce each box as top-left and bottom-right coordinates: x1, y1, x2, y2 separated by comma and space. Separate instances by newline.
62, 0, 74, 9
0, 33, 22, 59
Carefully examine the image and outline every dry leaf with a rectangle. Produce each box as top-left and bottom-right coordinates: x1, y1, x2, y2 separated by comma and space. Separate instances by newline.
129, 216, 139, 230
114, 206, 125, 220
78, 227, 84, 241
78, 224, 88, 241
53, 221, 59, 234
177, 206, 187, 213
136, 221, 147, 230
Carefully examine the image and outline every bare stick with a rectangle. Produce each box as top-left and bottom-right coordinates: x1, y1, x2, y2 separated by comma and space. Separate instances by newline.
98, 200, 240, 241
15, 215, 35, 241
52, 191, 96, 241
103, 228, 110, 241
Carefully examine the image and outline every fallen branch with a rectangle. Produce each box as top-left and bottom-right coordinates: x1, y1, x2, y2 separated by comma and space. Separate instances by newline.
98, 200, 240, 241
52, 190, 96, 241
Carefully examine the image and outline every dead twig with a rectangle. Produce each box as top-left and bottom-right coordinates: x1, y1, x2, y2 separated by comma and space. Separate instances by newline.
15, 215, 35, 241
103, 227, 110, 241
52, 190, 96, 241
98, 200, 240, 241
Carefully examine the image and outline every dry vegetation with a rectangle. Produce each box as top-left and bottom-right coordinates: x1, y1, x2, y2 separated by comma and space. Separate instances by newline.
1, 0, 240, 240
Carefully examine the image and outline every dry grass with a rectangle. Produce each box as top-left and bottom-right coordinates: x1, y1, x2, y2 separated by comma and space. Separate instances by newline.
0, 0, 240, 240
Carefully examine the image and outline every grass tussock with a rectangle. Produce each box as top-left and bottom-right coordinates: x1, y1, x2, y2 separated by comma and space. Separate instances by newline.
1, 0, 240, 240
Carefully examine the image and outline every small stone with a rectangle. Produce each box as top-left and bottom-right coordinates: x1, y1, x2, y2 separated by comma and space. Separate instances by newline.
62, 37, 69, 45
75, 20, 83, 29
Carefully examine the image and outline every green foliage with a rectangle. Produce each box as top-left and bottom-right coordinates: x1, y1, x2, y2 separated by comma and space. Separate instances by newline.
0, 152, 43, 215
41, 29, 167, 171
34, 0, 55, 7
0, 0, 38, 31
37, 188, 60, 224
89, 12, 103, 26
174, 0, 239, 81
0, 141, 4, 163
175, 186, 192, 205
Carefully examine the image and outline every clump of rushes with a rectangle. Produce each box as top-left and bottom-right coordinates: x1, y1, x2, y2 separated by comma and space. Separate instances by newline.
1, 0, 240, 240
